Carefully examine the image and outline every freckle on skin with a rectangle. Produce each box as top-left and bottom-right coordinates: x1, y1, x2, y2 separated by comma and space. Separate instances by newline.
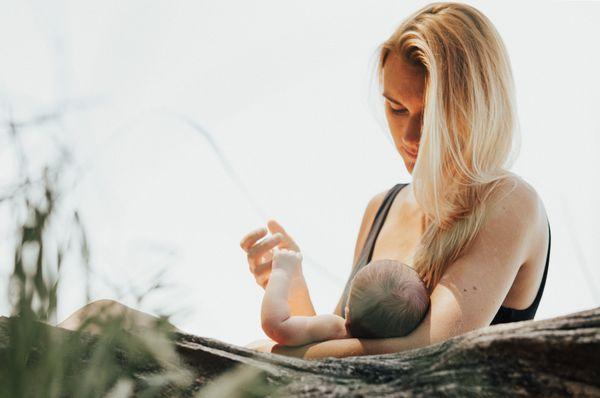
463, 289, 467, 292
473, 286, 477, 290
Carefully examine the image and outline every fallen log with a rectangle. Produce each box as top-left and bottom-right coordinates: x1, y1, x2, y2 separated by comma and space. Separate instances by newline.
1, 306, 599, 397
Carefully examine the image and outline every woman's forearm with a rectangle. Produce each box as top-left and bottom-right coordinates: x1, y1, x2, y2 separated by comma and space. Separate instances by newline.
269, 308, 435, 359
271, 332, 432, 359
271, 337, 367, 359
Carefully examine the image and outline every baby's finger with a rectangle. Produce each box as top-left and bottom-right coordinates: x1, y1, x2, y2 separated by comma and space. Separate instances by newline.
240, 227, 268, 252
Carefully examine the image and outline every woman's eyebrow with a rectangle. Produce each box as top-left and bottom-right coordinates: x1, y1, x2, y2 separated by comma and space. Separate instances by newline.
382, 92, 404, 106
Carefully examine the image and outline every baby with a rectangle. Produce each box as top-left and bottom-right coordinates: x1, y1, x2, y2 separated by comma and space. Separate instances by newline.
260, 247, 430, 346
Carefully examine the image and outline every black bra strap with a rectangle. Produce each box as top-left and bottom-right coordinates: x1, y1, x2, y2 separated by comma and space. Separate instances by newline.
524, 220, 551, 311
359, 183, 407, 264
339, 183, 408, 318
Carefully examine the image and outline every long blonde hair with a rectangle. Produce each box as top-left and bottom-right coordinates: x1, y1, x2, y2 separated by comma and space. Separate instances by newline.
376, 2, 521, 292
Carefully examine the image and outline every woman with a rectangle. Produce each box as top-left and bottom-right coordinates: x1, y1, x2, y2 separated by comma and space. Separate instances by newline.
240, 2, 551, 359
59, 2, 551, 359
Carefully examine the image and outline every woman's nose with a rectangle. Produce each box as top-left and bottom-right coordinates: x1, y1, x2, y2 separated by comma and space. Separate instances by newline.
404, 115, 423, 144
402, 131, 421, 150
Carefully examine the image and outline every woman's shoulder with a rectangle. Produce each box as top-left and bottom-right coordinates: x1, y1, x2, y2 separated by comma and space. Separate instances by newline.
479, 172, 547, 266
368, 182, 409, 207
350, 185, 401, 266
363, 184, 399, 221
486, 172, 544, 222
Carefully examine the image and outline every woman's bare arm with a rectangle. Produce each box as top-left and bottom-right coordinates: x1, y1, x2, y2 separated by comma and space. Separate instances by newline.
244, 193, 382, 350
268, 181, 542, 359
241, 221, 317, 317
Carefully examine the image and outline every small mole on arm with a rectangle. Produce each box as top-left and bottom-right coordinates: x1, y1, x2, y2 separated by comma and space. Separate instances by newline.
463, 288, 467, 292
472, 286, 477, 290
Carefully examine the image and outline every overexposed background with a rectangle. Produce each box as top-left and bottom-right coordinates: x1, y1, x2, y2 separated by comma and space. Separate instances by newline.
1, 0, 599, 346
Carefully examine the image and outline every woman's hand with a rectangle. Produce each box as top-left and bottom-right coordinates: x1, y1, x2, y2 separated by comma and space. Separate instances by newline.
240, 219, 301, 289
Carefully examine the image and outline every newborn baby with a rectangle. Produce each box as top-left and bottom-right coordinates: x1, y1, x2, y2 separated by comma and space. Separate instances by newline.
260, 248, 430, 346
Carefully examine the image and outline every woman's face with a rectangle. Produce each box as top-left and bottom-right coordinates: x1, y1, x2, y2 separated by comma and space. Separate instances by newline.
382, 52, 426, 174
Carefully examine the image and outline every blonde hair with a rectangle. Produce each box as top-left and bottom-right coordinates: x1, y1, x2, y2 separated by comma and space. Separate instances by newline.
346, 259, 430, 338
375, 2, 521, 292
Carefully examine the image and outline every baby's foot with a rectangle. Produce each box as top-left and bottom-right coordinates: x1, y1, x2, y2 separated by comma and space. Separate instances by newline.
272, 248, 303, 274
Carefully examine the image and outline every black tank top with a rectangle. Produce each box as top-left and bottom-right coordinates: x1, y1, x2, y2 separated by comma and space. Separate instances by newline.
339, 183, 551, 326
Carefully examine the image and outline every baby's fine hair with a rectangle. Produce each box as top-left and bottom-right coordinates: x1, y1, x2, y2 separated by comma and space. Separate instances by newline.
346, 259, 430, 338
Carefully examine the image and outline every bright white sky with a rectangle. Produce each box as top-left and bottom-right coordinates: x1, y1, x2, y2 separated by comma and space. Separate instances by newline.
1, 0, 599, 346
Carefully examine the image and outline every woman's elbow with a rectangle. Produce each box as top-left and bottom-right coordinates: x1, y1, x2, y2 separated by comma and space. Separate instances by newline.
428, 317, 470, 346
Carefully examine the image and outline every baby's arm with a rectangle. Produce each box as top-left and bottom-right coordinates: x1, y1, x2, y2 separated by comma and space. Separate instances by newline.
261, 248, 349, 346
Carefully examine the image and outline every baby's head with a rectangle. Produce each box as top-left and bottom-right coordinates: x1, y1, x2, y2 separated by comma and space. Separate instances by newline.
344, 259, 430, 338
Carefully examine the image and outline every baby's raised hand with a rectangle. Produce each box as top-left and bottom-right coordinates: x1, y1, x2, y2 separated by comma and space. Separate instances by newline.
272, 247, 303, 274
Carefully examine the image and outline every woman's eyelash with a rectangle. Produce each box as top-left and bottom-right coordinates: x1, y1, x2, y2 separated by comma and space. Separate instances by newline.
391, 107, 408, 115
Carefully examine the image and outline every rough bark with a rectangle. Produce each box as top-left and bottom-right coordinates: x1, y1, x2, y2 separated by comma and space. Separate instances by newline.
2, 306, 599, 397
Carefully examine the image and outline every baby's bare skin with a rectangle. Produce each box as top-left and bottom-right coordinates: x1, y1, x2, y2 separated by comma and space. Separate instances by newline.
261, 248, 349, 346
